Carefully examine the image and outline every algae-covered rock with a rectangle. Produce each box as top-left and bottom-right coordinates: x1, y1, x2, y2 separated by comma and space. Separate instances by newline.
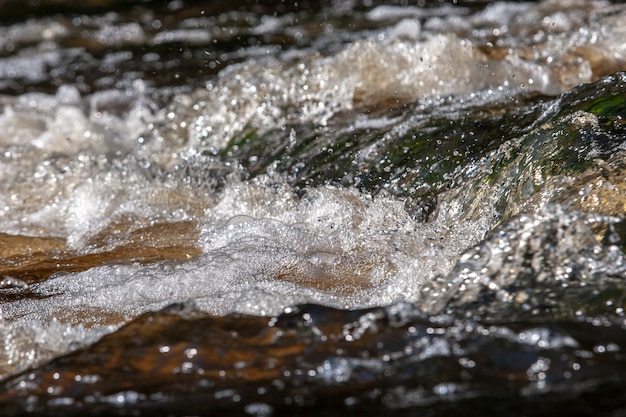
220, 73, 626, 224
435, 72, 626, 226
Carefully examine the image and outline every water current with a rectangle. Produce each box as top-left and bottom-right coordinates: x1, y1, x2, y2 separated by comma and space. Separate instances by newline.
0, 0, 626, 415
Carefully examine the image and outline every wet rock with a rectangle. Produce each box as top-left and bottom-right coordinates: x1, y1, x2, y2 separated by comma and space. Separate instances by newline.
420, 207, 626, 321
1, 302, 625, 416
438, 72, 626, 226
0, 221, 201, 291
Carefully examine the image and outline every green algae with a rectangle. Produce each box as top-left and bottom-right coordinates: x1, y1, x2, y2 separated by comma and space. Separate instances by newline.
584, 95, 626, 128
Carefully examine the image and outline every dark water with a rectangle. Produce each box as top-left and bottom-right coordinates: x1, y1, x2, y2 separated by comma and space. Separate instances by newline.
0, 1, 626, 416
2, 302, 626, 416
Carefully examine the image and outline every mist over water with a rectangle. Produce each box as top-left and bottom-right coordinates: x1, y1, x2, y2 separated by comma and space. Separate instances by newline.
1, 1, 626, 415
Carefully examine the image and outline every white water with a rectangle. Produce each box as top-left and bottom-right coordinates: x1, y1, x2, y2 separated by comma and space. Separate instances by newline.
1, 0, 625, 379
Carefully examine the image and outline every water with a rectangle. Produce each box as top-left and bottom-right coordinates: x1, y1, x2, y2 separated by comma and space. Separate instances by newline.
0, 0, 625, 415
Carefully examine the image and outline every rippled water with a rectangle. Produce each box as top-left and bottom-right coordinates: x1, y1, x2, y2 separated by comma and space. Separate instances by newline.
1, 0, 626, 415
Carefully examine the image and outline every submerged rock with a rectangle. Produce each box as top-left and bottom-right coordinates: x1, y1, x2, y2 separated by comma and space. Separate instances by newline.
1, 302, 625, 416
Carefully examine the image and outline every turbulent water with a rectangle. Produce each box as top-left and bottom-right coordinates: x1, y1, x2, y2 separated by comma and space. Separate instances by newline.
1, 0, 626, 415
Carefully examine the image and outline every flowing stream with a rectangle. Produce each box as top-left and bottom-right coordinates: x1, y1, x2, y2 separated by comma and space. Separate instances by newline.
1, 0, 626, 415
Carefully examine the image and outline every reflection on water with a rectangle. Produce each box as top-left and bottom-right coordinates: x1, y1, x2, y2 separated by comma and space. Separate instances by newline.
0, 0, 626, 415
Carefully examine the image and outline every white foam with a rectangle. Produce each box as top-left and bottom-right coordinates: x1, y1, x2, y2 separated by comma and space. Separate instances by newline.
366, 4, 466, 22
0, 316, 113, 379
182, 3, 626, 154
0, 85, 164, 238
0, 178, 488, 335
185, 33, 553, 152
388, 18, 421, 41
150, 29, 212, 45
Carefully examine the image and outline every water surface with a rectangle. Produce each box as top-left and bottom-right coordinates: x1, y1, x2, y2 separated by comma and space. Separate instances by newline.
0, 0, 626, 415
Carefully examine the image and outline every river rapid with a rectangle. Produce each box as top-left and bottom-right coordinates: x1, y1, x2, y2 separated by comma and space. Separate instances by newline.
0, 0, 626, 415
